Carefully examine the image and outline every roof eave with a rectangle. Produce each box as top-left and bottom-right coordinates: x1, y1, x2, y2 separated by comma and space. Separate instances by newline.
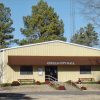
0, 40, 100, 51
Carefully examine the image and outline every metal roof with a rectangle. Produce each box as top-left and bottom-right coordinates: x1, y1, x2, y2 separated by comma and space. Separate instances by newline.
0, 40, 100, 51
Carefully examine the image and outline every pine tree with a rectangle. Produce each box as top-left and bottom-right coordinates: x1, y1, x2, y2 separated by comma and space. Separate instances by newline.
19, 0, 66, 45
0, 3, 14, 48
70, 23, 99, 47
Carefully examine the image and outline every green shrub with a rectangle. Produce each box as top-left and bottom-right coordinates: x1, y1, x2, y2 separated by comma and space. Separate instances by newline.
21, 83, 35, 85
97, 81, 100, 84
81, 86, 87, 90
35, 81, 41, 85
40, 82, 46, 84
11, 81, 20, 86
81, 82, 97, 84
1, 83, 11, 87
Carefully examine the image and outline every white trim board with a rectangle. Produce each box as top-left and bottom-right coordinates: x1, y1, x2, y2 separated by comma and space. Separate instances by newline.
0, 40, 100, 51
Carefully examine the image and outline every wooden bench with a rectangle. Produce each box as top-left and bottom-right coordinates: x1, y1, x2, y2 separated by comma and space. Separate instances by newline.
78, 78, 94, 82
18, 79, 35, 84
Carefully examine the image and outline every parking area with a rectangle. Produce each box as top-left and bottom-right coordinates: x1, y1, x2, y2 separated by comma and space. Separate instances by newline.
0, 84, 100, 100
0, 91, 100, 100
0, 84, 56, 93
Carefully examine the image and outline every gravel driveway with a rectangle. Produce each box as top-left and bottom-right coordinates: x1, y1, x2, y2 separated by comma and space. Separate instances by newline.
0, 85, 100, 100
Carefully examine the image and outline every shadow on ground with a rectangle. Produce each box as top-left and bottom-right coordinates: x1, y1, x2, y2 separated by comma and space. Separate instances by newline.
0, 93, 37, 100
32, 91, 100, 96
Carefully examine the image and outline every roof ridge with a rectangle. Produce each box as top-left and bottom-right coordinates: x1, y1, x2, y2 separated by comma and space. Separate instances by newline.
0, 40, 100, 51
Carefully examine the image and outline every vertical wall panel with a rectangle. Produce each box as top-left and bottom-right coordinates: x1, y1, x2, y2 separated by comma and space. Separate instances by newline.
3, 41, 100, 83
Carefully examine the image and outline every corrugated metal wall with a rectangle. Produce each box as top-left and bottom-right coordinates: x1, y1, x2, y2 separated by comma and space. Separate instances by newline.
3, 41, 100, 83
6, 42, 100, 56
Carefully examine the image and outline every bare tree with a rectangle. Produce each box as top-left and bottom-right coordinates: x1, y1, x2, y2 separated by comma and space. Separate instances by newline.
77, 0, 100, 27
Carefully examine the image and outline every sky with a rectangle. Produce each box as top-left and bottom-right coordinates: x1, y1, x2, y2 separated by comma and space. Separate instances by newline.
0, 0, 99, 47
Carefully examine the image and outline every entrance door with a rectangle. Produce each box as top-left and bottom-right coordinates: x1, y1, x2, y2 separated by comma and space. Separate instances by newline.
45, 66, 58, 81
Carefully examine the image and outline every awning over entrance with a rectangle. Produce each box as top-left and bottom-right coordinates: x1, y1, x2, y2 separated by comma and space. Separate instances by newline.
8, 56, 100, 66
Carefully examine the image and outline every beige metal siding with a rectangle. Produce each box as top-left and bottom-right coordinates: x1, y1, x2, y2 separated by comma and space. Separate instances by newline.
58, 66, 79, 82
5, 65, 100, 83
5, 65, 45, 83
6, 42, 100, 56
0, 51, 3, 83
92, 66, 100, 81
58, 66, 100, 82
3, 41, 100, 83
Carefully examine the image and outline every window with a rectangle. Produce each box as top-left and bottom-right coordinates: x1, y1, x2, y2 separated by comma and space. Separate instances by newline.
80, 66, 91, 74
20, 66, 33, 75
